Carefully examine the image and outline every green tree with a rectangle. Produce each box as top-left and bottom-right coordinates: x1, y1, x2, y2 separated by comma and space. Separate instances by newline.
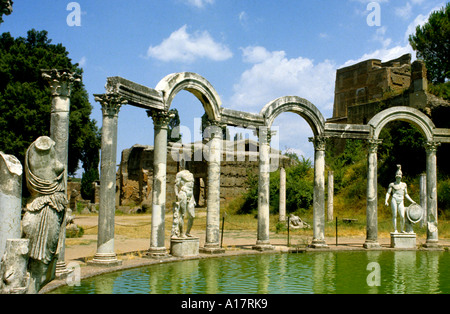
167, 108, 182, 142
409, 3, 450, 84
0, 29, 100, 193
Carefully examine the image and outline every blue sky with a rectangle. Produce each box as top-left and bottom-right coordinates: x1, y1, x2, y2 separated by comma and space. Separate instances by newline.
1, 0, 446, 175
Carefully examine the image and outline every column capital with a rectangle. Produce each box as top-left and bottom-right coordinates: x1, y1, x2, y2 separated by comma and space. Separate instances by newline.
368, 139, 383, 154
203, 119, 225, 140
424, 140, 441, 153
42, 69, 81, 97
309, 135, 327, 151
255, 127, 276, 144
147, 109, 176, 128
95, 93, 127, 117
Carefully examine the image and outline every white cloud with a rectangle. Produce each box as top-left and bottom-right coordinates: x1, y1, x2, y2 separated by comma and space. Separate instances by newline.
404, 5, 443, 42
147, 25, 233, 63
182, 0, 214, 8
395, 2, 413, 19
230, 46, 336, 115
78, 56, 87, 67
341, 45, 415, 68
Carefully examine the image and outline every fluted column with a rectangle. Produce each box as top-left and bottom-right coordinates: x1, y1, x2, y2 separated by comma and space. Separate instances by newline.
147, 109, 174, 256
424, 141, 440, 248
309, 136, 327, 248
253, 127, 274, 251
364, 139, 382, 249
90, 93, 127, 266
201, 121, 225, 254
42, 69, 80, 275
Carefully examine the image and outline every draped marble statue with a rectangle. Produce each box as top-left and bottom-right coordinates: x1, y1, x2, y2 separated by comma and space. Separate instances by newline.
22, 136, 67, 293
171, 170, 196, 238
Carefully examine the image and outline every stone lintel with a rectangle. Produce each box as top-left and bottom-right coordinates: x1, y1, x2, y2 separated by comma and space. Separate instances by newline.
220, 108, 265, 128
324, 123, 371, 139
106, 76, 164, 110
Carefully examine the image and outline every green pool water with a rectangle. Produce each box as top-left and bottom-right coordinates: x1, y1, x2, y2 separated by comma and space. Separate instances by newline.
50, 250, 450, 294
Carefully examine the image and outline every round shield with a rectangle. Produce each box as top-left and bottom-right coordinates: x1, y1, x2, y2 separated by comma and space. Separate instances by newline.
407, 203, 423, 224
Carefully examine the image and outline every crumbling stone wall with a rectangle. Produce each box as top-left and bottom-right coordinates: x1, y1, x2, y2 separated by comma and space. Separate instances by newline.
330, 54, 412, 124
116, 140, 290, 209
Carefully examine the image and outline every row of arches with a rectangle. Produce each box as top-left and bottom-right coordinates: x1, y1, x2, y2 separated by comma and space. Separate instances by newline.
92, 71, 447, 263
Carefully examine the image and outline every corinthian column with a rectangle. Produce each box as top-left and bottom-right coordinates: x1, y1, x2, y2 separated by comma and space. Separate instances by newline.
364, 139, 382, 249
90, 93, 127, 266
201, 120, 225, 254
253, 127, 274, 251
309, 136, 327, 248
424, 141, 440, 248
147, 109, 174, 257
42, 69, 80, 275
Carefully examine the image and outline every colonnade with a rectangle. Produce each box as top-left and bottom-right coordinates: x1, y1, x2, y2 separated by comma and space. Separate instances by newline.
82, 73, 446, 265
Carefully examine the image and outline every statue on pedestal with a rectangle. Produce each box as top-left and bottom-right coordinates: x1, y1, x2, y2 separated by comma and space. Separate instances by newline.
171, 170, 196, 238
22, 136, 67, 293
385, 165, 419, 233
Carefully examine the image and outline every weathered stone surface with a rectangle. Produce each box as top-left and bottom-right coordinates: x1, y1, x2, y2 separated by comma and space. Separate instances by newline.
91, 93, 126, 266
22, 136, 67, 293
390, 232, 416, 249
0, 239, 29, 294
330, 54, 411, 124
170, 237, 199, 257
0, 152, 22, 259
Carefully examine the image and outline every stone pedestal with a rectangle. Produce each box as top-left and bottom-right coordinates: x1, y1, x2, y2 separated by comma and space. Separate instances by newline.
170, 237, 199, 257
252, 242, 275, 252
390, 232, 416, 249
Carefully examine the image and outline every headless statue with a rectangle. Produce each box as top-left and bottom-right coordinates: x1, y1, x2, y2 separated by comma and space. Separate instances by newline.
22, 136, 67, 293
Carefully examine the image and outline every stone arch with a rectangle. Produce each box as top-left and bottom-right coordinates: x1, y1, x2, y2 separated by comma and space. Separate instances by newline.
155, 72, 222, 121
368, 106, 435, 141
260, 96, 325, 136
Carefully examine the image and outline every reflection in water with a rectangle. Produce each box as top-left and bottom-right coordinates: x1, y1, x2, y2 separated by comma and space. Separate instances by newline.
51, 251, 450, 294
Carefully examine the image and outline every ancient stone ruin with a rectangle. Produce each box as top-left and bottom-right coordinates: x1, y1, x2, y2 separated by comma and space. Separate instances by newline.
0, 53, 449, 293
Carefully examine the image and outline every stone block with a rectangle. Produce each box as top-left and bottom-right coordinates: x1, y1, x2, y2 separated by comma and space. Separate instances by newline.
390, 232, 416, 249
170, 237, 199, 257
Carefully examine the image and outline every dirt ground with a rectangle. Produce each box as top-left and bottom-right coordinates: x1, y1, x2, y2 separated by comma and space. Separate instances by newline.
64, 214, 448, 262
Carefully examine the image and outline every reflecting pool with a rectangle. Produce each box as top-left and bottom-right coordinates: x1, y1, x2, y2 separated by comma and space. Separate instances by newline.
51, 251, 450, 294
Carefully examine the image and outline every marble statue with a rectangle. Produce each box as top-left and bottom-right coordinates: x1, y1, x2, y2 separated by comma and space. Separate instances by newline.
385, 165, 417, 233
22, 136, 67, 293
171, 170, 196, 238
288, 214, 310, 229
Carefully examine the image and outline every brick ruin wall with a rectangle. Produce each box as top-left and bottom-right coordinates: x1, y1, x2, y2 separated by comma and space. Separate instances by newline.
116, 141, 291, 209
